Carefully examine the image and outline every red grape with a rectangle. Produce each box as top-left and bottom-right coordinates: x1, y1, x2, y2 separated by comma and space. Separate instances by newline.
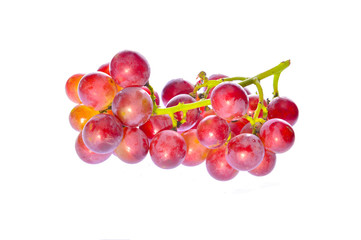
161, 78, 194, 106
69, 105, 99, 131
78, 72, 117, 111
211, 82, 249, 121
196, 115, 230, 149
97, 62, 110, 75
267, 97, 299, 125
249, 150, 276, 176
182, 129, 210, 166
226, 133, 265, 171
141, 86, 160, 106
82, 114, 123, 154
139, 114, 173, 140
110, 50, 150, 88
149, 130, 187, 169
65, 73, 84, 104
75, 132, 111, 164
112, 87, 153, 127
113, 127, 149, 164
247, 95, 267, 117
166, 94, 200, 132
228, 118, 249, 135
206, 145, 238, 181
259, 118, 295, 153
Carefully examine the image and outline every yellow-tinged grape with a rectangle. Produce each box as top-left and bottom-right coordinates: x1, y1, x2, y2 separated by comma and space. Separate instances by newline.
69, 105, 99, 131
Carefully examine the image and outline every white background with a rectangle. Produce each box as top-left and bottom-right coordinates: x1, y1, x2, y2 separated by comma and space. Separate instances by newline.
1, 1, 360, 240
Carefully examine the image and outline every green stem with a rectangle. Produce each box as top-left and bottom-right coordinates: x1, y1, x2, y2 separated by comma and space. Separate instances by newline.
273, 73, 281, 98
144, 82, 158, 113
252, 78, 264, 120
154, 60, 290, 117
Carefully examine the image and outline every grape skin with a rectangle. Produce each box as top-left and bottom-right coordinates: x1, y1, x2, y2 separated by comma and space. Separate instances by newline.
78, 72, 117, 111
249, 150, 276, 176
65, 73, 84, 104
206, 145, 238, 181
182, 129, 210, 166
112, 87, 153, 127
110, 50, 150, 88
75, 132, 111, 164
149, 130, 187, 169
226, 133, 265, 171
267, 96, 299, 126
82, 114, 124, 154
259, 118, 295, 153
196, 115, 230, 149
113, 127, 149, 164
161, 78, 194, 106
69, 105, 99, 131
139, 114, 173, 140
211, 82, 249, 121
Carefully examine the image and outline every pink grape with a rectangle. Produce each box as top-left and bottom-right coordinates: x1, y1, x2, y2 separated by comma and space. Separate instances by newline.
65, 73, 85, 104
182, 129, 210, 166
97, 62, 110, 75
206, 145, 238, 181
228, 118, 249, 135
82, 114, 123, 154
149, 130, 187, 169
112, 87, 153, 127
211, 82, 249, 121
249, 150, 276, 176
113, 127, 149, 164
110, 50, 150, 88
69, 105, 99, 131
196, 115, 230, 149
166, 94, 200, 132
78, 72, 117, 111
161, 78, 194, 106
75, 132, 111, 164
139, 114, 173, 140
259, 118, 295, 153
226, 133, 265, 171
267, 97, 299, 125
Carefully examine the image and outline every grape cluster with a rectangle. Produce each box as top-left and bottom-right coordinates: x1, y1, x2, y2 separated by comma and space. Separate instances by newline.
66, 50, 298, 181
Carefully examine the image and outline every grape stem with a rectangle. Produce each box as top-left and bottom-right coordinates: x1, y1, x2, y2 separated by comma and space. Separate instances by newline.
151, 60, 290, 123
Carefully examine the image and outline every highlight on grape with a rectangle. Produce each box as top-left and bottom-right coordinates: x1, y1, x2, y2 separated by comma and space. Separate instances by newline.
66, 50, 298, 181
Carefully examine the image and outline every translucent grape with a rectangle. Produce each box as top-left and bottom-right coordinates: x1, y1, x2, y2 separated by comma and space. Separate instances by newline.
78, 72, 117, 111
69, 105, 99, 131
139, 114, 173, 140
65, 73, 84, 104
259, 118, 295, 153
267, 96, 299, 125
113, 127, 149, 164
226, 133, 265, 171
161, 78, 194, 106
82, 114, 123, 154
110, 50, 150, 88
75, 132, 111, 164
149, 130, 186, 169
210, 82, 249, 121
206, 145, 238, 181
196, 115, 230, 149
112, 87, 153, 127
249, 150, 276, 176
182, 129, 210, 166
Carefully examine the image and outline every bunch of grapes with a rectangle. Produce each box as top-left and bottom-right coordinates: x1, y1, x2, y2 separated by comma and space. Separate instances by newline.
66, 50, 298, 181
